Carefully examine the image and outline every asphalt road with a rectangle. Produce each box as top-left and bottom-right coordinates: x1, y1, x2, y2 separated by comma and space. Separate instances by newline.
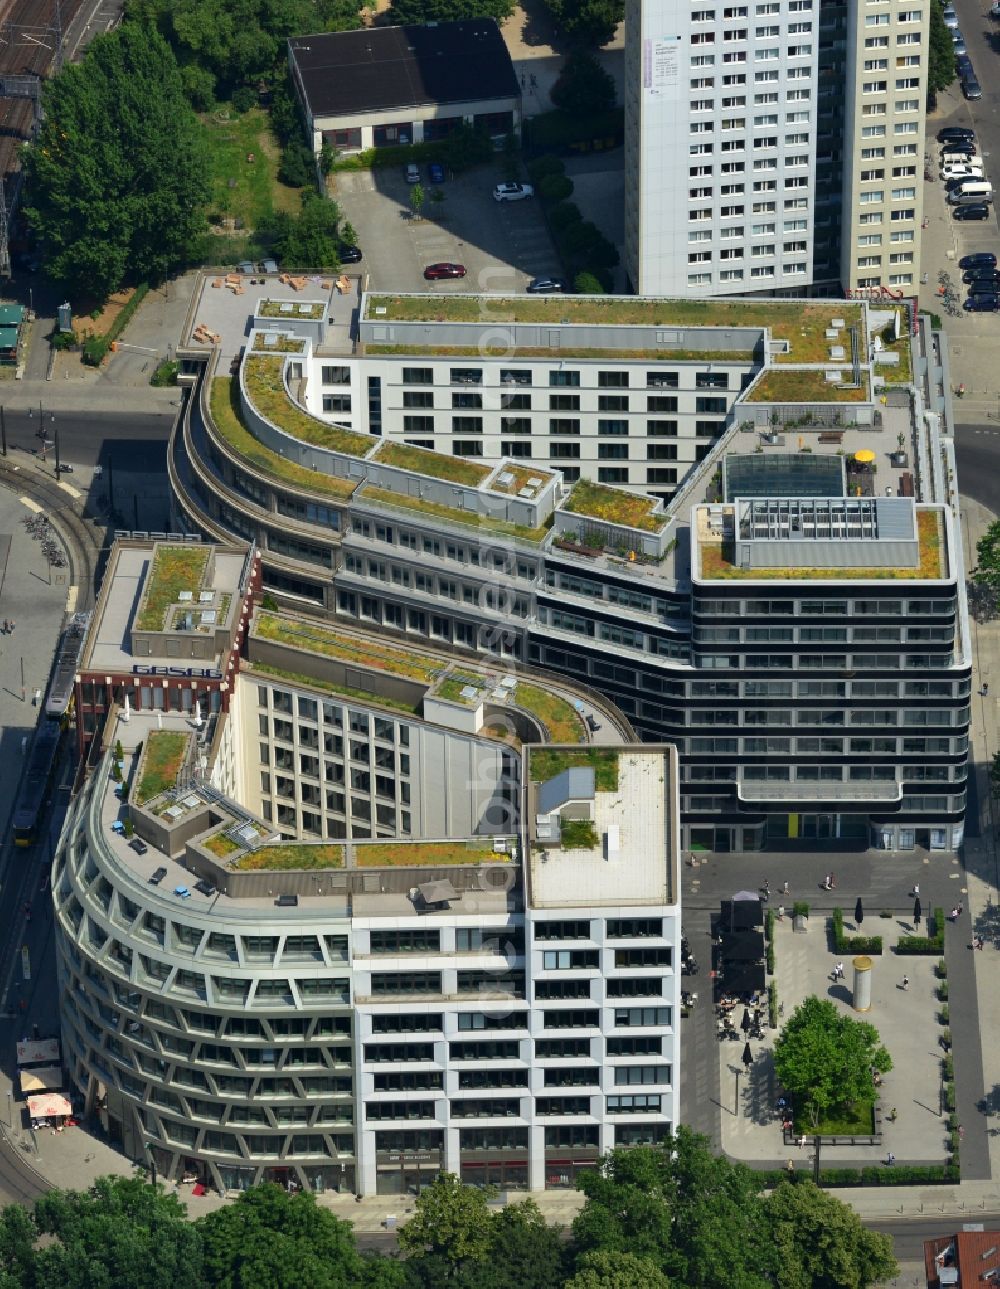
0, 409, 171, 469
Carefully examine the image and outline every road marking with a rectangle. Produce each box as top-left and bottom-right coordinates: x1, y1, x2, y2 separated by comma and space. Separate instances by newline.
65, 586, 78, 613
57, 481, 81, 498
19, 497, 42, 514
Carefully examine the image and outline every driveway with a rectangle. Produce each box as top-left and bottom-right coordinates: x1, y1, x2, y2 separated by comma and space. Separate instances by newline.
331, 163, 562, 296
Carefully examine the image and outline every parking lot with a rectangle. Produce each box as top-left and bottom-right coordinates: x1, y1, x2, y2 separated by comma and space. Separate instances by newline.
330, 161, 562, 295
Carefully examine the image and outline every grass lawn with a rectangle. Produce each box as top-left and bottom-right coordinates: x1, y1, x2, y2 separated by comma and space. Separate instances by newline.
699, 509, 943, 581
244, 356, 373, 457
796, 1100, 875, 1136
209, 378, 357, 501
529, 747, 619, 791
137, 546, 210, 631
374, 440, 490, 487
232, 843, 345, 871
745, 369, 870, 403
435, 674, 484, 704
135, 732, 190, 805
202, 108, 301, 232
563, 479, 667, 533
203, 832, 239, 858
356, 839, 498, 868
515, 683, 586, 743
359, 486, 553, 544
254, 613, 442, 684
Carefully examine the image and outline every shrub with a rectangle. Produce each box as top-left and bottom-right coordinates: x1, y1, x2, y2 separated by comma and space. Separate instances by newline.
261, 592, 278, 611
938, 981, 949, 1002
82, 335, 110, 367
768, 981, 778, 1029
941, 1029, 952, 1052
279, 139, 315, 187
944, 1083, 956, 1113
831, 907, 882, 955
765, 908, 776, 942
940, 1003, 949, 1025
123, 817, 134, 839
231, 85, 258, 114
548, 200, 583, 231
150, 359, 178, 387
48, 327, 75, 351
766, 941, 775, 974
538, 173, 574, 203
574, 271, 605, 294
937, 958, 948, 978
526, 154, 565, 183
897, 909, 945, 954
792, 901, 809, 918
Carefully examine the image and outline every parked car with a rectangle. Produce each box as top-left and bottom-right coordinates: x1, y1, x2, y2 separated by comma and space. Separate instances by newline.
954, 203, 992, 220
261, 258, 278, 274
992, 1, 1000, 16
943, 6, 959, 27
129, 837, 149, 855
428, 162, 445, 183
585, 714, 601, 733
952, 32, 968, 55
963, 76, 983, 100
423, 262, 467, 279
960, 252, 997, 268
963, 268, 1000, 284
964, 294, 998, 310
956, 54, 973, 74
943, 165, 984, 181
338, 244, 362, 263
939, 126, 975, 143
492, 182, 534, 202
526, 276, 566, 293
941, 141, 977, 158
405, 163, 420, 184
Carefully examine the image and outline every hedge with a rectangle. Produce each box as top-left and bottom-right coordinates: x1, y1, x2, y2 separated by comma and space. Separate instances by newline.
524, 106, 624, 154
757, 1164, 960, 1187
896, 908, 945, 954
831, 907, 883, 955
792, 901, 809, 919
768, 980, 778, 1029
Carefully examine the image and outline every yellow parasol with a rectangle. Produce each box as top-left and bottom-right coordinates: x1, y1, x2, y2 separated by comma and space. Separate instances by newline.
854, 449, 875, 464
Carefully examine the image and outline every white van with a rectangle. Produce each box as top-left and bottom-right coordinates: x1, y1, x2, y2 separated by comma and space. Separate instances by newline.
948, 180, 993, 203
942, 151, 978, 165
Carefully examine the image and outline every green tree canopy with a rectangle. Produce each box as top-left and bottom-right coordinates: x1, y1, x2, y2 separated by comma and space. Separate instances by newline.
767, 1180, 898, 1289
975, 520, 1000, 589
28, 1176, 203, 1288
388, 0, 514, 24
927, 0, 957, 100
25, 21, 211, 303
564, 1248, 672, 1289
397, 1172, 494, 1271
268, 191, 344, 268
550, 52, 617, 116
542, 0, 623, 47
197, 1183, 365, 1289
773, 996, 891, 1127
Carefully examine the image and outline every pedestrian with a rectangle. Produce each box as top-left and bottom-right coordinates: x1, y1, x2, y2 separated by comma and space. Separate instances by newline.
975, 935, 985, 950
950, 906, 960, 921
887, 1107, 897, 1122
983, 683, 990, 697
782, 880, 790, 895
958, 902, 964, 917
886, 1152, 895, 1166
798, 1134, 807, 1148
901, 974, 909, 991
836, 961, 844, 979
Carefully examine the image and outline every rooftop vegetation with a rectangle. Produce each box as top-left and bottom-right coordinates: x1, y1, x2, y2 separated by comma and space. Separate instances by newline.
231, 843, 345, 871
254, 612, 442, 683
203, 832, 239, 858
358, 486, 553, 545
248, 661, 420, 716
355, 840, 502, 868
744, 369, 870, 404
134, 731, 190, 805
560, 818, 599, 849
563, 479, 667, 533
136, 546, 210, 631
699, 507, 943, 581
257, 298, 325, 319
251, 332, 306, 353
365, 343, 753, 363
374, 440, 491, 487
488, 463, 554, 496
433, 674, 485, 705
515, 683, 586, 743
243, 355, 372, 456
529, 747, 620, 792
209, 378, 357, 501
365, 296, 862, 362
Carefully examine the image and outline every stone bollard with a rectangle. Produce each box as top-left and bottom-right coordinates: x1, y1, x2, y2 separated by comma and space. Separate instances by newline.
852, 955, 873, 1012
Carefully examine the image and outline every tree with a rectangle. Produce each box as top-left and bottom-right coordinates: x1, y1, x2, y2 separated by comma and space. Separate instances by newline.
574, 271, 605, 294
550, 52, 617, 116
478, 1200, 566, 1289
409, 182, 426, 220
772, 996, 891, 1128
197, 1182, 365, 1289
24, 22, 210, 303
397, 1172, 494, 1272
542, 0, 623, 46
538, 173, 574, 203
389, 0, 514, 24
564, 1249, 672, 1289
766, 1180, 898, 1289
974, 521, 1000, 589
269, 192, 343, 268
927, 0, 957, 102
29, 1175, 203, 1288
279, 138, 317, 187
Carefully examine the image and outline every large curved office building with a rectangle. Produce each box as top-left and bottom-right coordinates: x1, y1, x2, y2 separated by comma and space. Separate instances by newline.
55, 540, 679, 1194
168, 278, 970, 857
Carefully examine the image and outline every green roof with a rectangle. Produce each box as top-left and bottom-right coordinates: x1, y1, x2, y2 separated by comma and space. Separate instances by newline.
136, 546, 211, 631
0, 326, 18, 350
0, 304, 24, 327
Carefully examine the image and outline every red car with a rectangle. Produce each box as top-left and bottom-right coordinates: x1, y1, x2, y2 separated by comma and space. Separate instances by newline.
423, 262, 467, 280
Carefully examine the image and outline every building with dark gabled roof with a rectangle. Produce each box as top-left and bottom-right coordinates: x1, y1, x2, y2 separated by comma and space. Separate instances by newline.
288, 21, 521, 156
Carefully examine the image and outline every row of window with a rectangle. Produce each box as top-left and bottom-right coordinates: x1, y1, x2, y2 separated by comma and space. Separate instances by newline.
399, 367, 725, 390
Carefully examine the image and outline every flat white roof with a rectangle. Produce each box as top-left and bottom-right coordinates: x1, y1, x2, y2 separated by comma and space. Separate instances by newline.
529, 750, 675, 909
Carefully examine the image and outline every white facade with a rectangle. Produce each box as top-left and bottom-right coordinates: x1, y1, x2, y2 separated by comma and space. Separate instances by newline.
624, 0, 820, 296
